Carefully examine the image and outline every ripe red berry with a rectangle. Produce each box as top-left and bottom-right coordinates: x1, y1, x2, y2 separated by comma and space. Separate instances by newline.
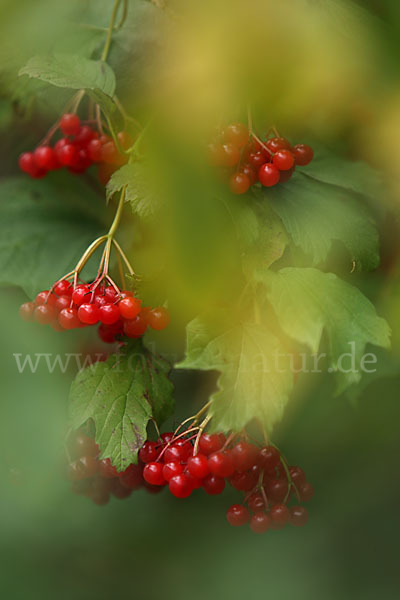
19, 302, 35, 321
292, 144, 313, 166
54, 279, 72, 296
161, 432, 174, 444
70, 433, 99, 459
78, 303, 100, 325
169, 474, 193, 498
224, 123, 249, 148
198, 433, 224, 456
68, 456, 98, 481
250, 512, 271, 533
273, 149, 294, 171
99, 303, 120, 325
289, 466, 306, 487
208, 451, 234, 478
298, 482, 314, 502
99, 458, 119, 478
146, 307, 170, 330
241, 163, 257, 184
143, 462, 165, 486
258, 446, 281, 470
229, 172, 251, 195
202, 474, 225, 495
74, 125, 97, 146
60, 113, 81, 136
120, 464, 143, 490
249, 151, 269, 169
18, 152, 46, 178
269, 503, 290, 526
231, 442, 259, 472
265, 478, 289, 503
58, 307, 80, 329
101, 141, 125, 165
118, 297, 142, 320
138, 441, 160, 464
123, 315, 147, 338
34, 146, 59, 170
220, 143, 241, 167
187, 454, 210, 479
56, 144, 78, 167
258, 163, 280, 187
266, 137, 291, 153
87, 138, 102, 162
229, 470, 258, 492
290, 506, 308, 526
104, 287, 119, 302
278, 165, 295, 183
163, 461, 184, 481
35, 290, 57, 307
163, 444, 186, 463
71, 285, 90, 306
226, 504, 250, 527
248, 492, 265, 513
34, 304, 56, 325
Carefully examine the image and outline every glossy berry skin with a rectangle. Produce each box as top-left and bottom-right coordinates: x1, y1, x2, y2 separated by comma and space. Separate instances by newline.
248, 151, 269, 169
36, 291, 57, 307
290, 506, 308, 526
289, 466, 306, 487
163, 444, 187, 463
198, 433, 224, 456
99, 458, 119, 478
169, 474, 193, 498
138, 441, 160, 464
58, 307, 80, 329
19, 302, 35, 321
273, 149, 294, 171
143, 462, 165, 486
71, 285, 90, 306
224, 123, 249, 148
57, 144, 78, 167
250, 512, 271, 533
270, 504, 290, 526
278, 165, 295, 183
123, 315, 147, 338
118, 297, 142, 320
292, 144, 313, 166
18, 152, 46, 178
220, 143, 241, 168
258, 445, 281, 470
202, 474, 225, 495
241, 163, 257, 184
163, 461, 184, 481
78, 303, 100, 325
266, 137, 291, 153
60, 113, 81, 136
120, 464, 143, 490
231, 442, 259, 472
34, 146, 59, 170
208, 452, 234, 478
229, 172, 251, 195
99, 303, 120, 325
258, 163, 280, 187
147, 307, 170, 330
75, 125, 97, 146
299, 482, 314, 502
248, 493, 265, 513
54, 279, 72, 296
187, 454, 210, 479
265, 478, 289, 503
226, 504, 250, 527
34, 304, 56, 325
229, 470, 258, 492
88, 139, 102, 162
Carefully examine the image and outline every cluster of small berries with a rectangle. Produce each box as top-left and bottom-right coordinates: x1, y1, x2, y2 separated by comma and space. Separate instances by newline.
208, 122, 314, 194
18, 113, 132, 185
19, 279, 170, 344
140, 431, 313, 533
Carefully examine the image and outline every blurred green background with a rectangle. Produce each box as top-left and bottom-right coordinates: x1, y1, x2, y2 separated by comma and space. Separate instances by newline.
1, 0, 400, 599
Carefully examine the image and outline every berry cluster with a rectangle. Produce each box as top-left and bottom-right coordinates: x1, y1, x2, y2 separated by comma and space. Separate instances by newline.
208, 122, 314, 194
18, 113, 132, 184
140, 431, 313, 533
19, 279, 170, 344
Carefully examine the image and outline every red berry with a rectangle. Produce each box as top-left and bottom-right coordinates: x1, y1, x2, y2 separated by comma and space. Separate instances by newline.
138, 441, 160, 464
289, 466, 306, 487
118, 297, 142, 320
54, 279, 72, 296
143, 462, 165, 486
161, 432, 174, 444
292, 144, 313, 166
163, 444, 186, 463
198, 433, 224, 456
169, 474, 193, 498
224, 123, 249, 148
258, 163, 280, 187
78, 303, 100, 325
70, 433, 99, 458
87, 138, 102, 162
248, 493, 265, 513
35, 290, 57, 307
229, 172, 251, 195
258, 446, 281, 470
298, 482, 314, 502
99, 303, 120, 325
231, 442, 259, 472
250, 512, 271, 533
74, 125, 97, 146
99, 458, 119, 478
229, 470, 258, 492
18, 152, 35, 174
123, 315, 147, 338
163, 461, 184, 481
202, 474, 225, 495
220, 143, 240, 167
60, 113, 81, 136
269, 503, 290, 526
58, 307, 80, 329
54, 295, 70, 312
56, 144, 78, 167
208, 451, 234, 478
19, 302, 35, 321
147, 307, 170, 330
248, 151, 269, 169
120, 464, 143, 490
290, 505, 308, 526
241, 163, 257, 185
71, 285, 90, 306
34, 304, 56, 325
265, 478, 289, 503
68, 456, 98, 481
273, 149, 294, 171
109, 478, 132, 499
104, 287, 119, 302
266, 137, 291, 153
226, 504, 250, 527
101, 141, 125, 165
34, 146, 59, 170
278, 165, 295, 183
187, 454, 210, 479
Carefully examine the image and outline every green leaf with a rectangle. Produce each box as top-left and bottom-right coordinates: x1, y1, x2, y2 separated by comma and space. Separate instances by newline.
258, 172, 380, 271
106, 163, 161, 218
0, 175, 106, 298
19, 53, 116, 96
263, 267, 391, 393
177, 312, 293, 433
69, 341, 174, 471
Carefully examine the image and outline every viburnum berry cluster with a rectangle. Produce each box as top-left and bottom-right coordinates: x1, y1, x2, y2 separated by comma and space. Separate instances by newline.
19, 279, 169, 344
208, 122, 314, 194
18, 112, 132, 185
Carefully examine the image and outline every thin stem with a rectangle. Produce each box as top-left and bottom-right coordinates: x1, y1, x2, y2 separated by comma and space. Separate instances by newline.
193, 415, 211, 455
108, 187, 126, 237
75, 236, 107, 274
112, 239, 136, 277
101, 0, 122, 62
